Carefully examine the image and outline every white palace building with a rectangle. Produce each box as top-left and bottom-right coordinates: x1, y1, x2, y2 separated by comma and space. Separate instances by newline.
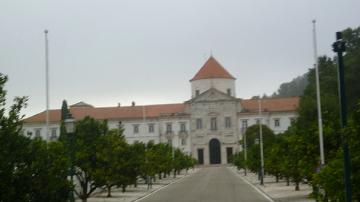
23, 56, 299, 165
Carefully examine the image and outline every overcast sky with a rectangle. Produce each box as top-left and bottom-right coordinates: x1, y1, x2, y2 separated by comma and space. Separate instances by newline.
1, 0, 359, 118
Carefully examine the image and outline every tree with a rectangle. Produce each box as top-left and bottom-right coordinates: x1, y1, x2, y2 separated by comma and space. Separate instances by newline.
94, 128, 128, 197
272, 73, 308, 97
0, 73, 70, 202
274, 27, 360, 197
232, 151, 246, 170
126, 141, 146, 188
73, 116, 107, 202
265, 135, 283, 182
27, 140, 71, 201
241, 124, 275, 173
59, 100, 70, 141
61, 100, 69, 121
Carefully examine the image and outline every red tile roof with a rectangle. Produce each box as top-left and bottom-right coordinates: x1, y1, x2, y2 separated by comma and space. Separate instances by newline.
23, 103, 186, 123
240, 97, 299, 113
23, 97, 299, 124
190, 56, 235, 81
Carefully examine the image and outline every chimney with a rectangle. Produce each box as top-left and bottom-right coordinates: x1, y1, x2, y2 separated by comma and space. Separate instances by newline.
118, 103, 121, 107
132, 101, 135, 107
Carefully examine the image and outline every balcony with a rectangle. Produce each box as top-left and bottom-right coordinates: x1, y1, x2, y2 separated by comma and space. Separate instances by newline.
178, 130, 189, 139
165, 130, 174, 139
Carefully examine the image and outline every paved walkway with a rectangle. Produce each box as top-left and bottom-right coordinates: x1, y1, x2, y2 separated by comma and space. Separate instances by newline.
230, 167, 315, 202
79, 169, 199, 202
139, 166, 271, 202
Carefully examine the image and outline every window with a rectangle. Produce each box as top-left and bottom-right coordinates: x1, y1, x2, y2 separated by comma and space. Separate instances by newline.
225, 117, 232, 128
27, 131, 32, 137
181, 138, 187, 146
196, 118, 202, 130
166, 123, 172, 133
241, 119, 248, 129
133, 125, 139, 133
227, 88, 231, 96
210, 117, 217, 131
50, 128, 57, 140
180, 122, 186, 132
256, 118, 261, 125
167, 138, 172, 145
34, 128, 41, 138
274, 119, 280, 127
195, 90, 200, 96
148, 124, 154, 133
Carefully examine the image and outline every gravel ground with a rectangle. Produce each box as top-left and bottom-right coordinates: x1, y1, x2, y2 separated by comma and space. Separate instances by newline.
230, 167, 315, 202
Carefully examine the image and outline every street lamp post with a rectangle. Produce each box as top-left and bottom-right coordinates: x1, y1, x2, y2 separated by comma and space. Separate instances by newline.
243, 130, 247, 176
65, 113, 75, 202
258, 98, 264, 186
332, 31, 352, 202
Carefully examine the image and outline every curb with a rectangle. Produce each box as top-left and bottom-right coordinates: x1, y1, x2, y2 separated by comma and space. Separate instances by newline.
133, 168, 200, 202
229, 167, 275, 202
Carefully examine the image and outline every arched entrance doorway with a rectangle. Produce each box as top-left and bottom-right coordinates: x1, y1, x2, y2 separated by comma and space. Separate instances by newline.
209, 138, 221, 164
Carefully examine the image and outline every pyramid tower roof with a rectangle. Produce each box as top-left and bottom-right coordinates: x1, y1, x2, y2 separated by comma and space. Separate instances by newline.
190, 56, 235, 81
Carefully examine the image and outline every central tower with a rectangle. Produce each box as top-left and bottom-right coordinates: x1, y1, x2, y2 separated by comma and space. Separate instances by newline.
190, 56, 236, 98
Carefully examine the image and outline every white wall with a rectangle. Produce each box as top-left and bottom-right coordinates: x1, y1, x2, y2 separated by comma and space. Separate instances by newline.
158, 118, 191, 154
22, 123, 60, 141
108, 119, 160, 144
238, 112, 297, 135
191, 78, 235, 98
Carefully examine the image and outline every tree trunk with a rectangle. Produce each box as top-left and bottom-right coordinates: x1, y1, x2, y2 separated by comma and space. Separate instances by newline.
286, 176, 290, 186
122, 185, 126, 193
295, 181, 300, 191
107, 185, 112, 197
275, 173, 279, 183
159, 172, 162, 179
163, 172, 166, 178
173, 170, 176, 178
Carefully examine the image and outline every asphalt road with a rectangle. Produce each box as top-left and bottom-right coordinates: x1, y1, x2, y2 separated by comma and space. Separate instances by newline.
139, 166, 271, 202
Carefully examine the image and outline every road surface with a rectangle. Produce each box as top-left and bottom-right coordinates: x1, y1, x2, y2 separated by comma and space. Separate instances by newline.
139, 166, 271, 202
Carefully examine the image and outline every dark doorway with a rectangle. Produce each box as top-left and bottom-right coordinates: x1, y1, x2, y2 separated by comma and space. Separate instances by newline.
197, 148, 204, 165
226, 147, 233, 163
209, 139, 221, 164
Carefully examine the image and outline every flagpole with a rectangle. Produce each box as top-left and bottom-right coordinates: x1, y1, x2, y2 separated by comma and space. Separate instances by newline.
312, 20, 325, 166
45, 30, 50, 141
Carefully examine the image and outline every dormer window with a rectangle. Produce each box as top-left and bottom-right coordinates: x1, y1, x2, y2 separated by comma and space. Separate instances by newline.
227, 88, 231, 96
195, 90, 200, 96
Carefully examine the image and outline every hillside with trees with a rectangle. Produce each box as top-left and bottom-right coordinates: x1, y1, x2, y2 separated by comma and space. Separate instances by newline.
272, 73, 308, 97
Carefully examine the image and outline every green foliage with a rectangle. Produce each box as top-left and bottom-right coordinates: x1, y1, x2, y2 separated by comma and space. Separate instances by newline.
232, 151, 245, 170
66, 116, 195, 200
61, 100, 69, 121
72, 116, 107, 201
0, 73, 70, 202
233, 124, 275, 174
245, 27, 360, 198
273, 73, 309, 97
94, 129, 128, 196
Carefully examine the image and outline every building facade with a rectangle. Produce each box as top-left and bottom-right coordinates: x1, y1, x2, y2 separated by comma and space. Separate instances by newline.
23, 56, 299, 165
